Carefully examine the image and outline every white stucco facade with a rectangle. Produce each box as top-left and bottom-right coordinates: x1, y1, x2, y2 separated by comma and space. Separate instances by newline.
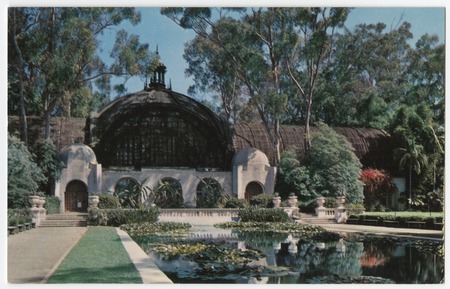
55, 143, 276, 212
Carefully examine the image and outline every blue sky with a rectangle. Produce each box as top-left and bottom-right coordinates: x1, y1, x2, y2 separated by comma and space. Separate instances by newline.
99, 7, 445, 100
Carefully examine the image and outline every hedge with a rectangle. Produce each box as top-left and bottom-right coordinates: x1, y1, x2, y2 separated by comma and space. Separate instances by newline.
45, 196, 61, 214
348, 214, 443, 230
238, 207, 290, 223
88, 207, 159, 226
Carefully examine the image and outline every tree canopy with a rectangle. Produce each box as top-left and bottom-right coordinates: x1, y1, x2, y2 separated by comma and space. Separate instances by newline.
8, 7, 152, 142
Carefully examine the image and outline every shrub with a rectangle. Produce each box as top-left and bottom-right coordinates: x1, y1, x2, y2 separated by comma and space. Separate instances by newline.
87, 207, 108, 226
347, 203, 365, 215
250, 194, 274, 208
87, 207, 160, 226
8, 134, 45, 209
45, 196, 61, 214
224, 197, 248, 208
8, 208, 31, 226
238, 207, 290, 223
98, 193, 121, 209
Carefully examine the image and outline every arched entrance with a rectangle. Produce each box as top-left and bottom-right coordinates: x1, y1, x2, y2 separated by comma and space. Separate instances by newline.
65, 180, 88, 212
244, 181, 264, 203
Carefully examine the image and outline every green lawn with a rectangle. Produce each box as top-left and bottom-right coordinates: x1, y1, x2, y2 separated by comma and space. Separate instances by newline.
363, 211, 443, 218
47, 227, 142, 283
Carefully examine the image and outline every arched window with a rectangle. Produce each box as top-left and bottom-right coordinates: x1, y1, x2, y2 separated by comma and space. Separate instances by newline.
114, 178, 141, 208
152, 178, 183, 208
65, 180, 88, 212
196, 178, 223, 208
244, 182, 264, 203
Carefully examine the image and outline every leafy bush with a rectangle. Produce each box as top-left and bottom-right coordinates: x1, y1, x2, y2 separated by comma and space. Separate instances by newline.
36, 140, 63, 194
88, 207, 160, 226
8, 209, 32, 226
224, 196, 248, 208
250, 193, 274, 208
120, 222, 192, 236
347, 203, 365, 215
45, 196, 61, 214
238, 207, 290, 223
360, 169, 397, 210
8, 134, 45, 209
98, 193, 121, 209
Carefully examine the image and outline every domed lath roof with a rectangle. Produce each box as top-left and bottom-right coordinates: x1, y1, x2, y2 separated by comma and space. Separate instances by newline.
59, 143, 97, 167
233, 147, 270, 167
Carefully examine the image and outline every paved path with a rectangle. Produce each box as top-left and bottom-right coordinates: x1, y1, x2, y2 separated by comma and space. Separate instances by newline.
318, 223, 444, 240
7, 227, 87, 284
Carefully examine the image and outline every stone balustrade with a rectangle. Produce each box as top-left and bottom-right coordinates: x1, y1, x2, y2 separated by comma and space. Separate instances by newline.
159, 208, 240, 225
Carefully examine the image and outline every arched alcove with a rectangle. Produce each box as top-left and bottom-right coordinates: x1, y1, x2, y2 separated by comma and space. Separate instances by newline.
152, 178, 183, 208
196, 178, 223, 207
114, 177, 140, 208
244, 181, 264, 203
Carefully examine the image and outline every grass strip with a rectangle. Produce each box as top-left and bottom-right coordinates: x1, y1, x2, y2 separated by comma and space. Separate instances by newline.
47, 227, 142, 283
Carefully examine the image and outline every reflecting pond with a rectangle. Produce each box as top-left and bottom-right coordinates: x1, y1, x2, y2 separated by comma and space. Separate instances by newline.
133, 225, 444, 284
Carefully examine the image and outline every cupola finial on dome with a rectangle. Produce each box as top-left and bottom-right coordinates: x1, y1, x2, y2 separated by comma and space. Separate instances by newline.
148, 45, 166, 90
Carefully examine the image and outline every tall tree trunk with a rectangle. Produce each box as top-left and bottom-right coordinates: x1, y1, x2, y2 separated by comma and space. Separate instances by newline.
305, 95, 313, 151
408, 162, 412, 210
11, 8, 28, 145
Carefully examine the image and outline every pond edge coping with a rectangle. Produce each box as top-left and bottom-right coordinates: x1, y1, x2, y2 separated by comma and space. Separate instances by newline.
116, 228, 173, 284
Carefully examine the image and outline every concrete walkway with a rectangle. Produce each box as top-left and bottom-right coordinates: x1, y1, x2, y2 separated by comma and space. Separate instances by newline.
318, 223, 444, 240
8, 227, 87, 284
116, 228, 173, 284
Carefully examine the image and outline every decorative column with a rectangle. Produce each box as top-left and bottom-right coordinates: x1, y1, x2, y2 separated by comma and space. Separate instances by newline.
38, 196, 46, 222
335, 196, 347, 223
288, 193, 298, 208
88, 195, 100, 209
315, 196, 328, 218
28, 195, 41, 226
284, 193, 301, 222
272, 193, 281, 208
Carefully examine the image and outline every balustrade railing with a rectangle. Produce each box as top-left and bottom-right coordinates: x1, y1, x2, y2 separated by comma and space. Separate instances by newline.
159, 208, 239, 218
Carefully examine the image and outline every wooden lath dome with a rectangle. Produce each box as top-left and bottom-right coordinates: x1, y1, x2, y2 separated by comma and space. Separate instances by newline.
231, 124, 394, 170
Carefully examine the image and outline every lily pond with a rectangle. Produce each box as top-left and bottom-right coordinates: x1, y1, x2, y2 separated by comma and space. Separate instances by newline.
123, 223, 444, 284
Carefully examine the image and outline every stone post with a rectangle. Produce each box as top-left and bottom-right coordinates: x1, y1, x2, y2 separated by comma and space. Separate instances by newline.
88, 195, 100, 208
334, 196, 347, 223
288, 194, 298, 208
272, 194, 281, 208
29, 195, 46, 226
315, 196, 328, 218
38, 196, 46, 221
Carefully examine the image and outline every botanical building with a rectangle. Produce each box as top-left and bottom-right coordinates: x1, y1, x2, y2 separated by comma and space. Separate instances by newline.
8, 55, 397, 213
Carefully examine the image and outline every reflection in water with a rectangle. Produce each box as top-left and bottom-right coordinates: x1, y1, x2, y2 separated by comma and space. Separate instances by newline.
145, 228, 443, 284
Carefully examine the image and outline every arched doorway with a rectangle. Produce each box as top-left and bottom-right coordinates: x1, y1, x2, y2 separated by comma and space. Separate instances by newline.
244, 181, 264, 203
65, 180, 88, 212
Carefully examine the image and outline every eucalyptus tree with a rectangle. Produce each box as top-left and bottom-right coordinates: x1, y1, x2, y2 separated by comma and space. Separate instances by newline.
163, 7, 289, 165
313, 21, 413, 128
404, 34, 445, 124
284, 8, 350, 149
8, 7, 151, 142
